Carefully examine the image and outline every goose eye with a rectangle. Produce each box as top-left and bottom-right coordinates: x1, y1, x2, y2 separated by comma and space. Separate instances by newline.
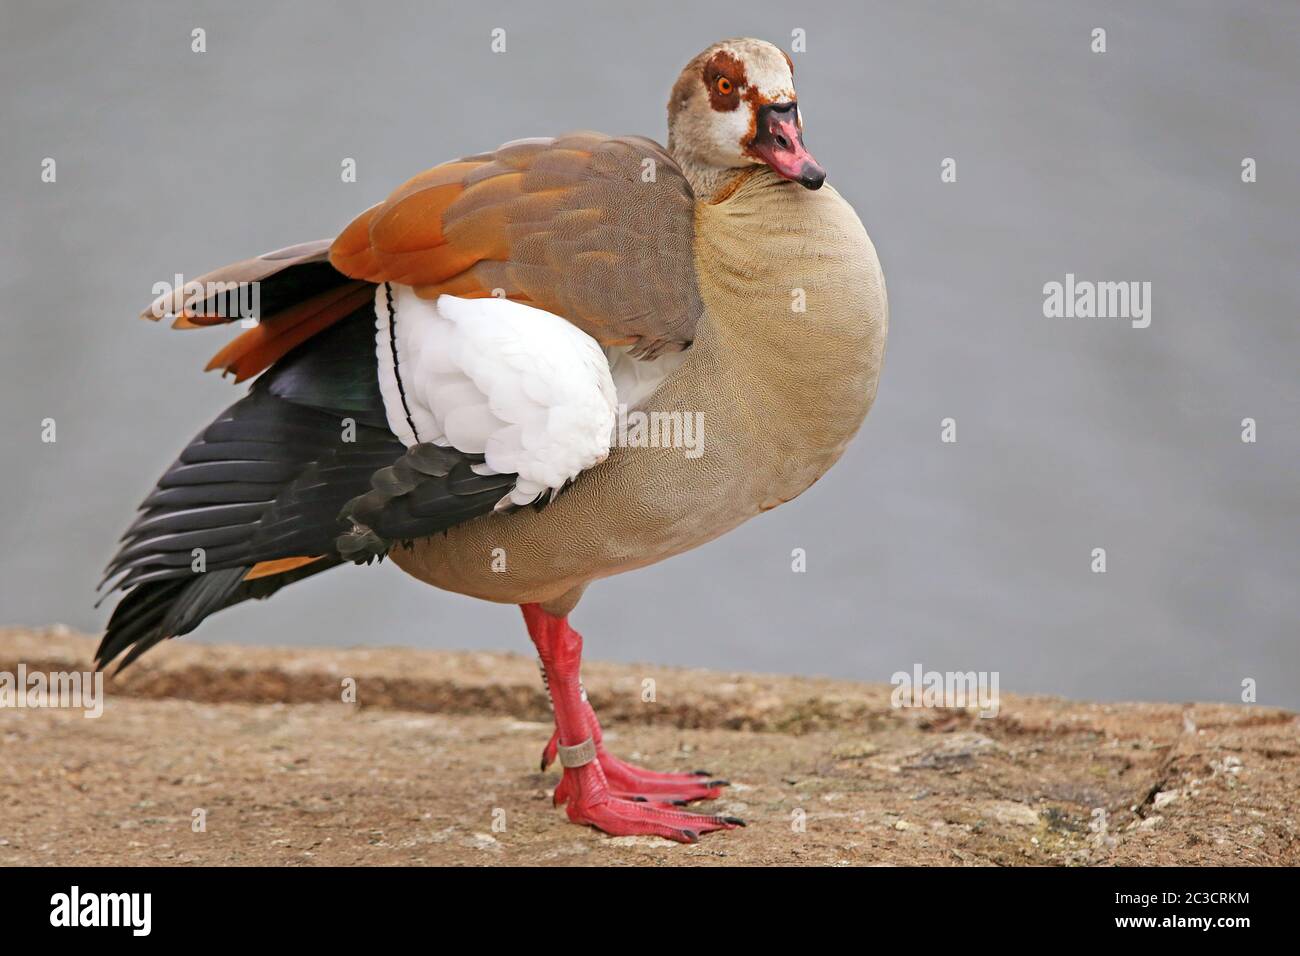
716, 77, 733, 95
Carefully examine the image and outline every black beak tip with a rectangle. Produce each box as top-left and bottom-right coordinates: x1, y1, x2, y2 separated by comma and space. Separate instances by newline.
799, 166, 826, 190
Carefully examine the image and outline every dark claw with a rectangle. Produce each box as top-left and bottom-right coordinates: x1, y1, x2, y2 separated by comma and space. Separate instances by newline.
630, 796, 648, 802
681, 829, 700, 844
671, 799, 688, 806
720, 816, 747, 827
691, 770, 712, 776
706, 779, 730, 788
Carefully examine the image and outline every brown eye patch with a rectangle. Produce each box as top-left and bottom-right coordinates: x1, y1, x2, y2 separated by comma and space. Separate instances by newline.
703, 50, 746, 111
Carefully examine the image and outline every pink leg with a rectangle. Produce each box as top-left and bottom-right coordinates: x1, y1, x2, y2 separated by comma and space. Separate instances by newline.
522, 604, 741, 843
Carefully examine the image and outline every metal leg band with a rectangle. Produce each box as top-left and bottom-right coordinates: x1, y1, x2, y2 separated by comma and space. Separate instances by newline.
557, 736, 597, 768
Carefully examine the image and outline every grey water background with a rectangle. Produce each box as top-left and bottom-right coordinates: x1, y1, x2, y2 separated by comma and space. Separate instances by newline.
1, 1, 1296, 707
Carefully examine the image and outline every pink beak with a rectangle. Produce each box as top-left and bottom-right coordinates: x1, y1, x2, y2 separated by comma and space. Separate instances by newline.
750, 102, 825, 190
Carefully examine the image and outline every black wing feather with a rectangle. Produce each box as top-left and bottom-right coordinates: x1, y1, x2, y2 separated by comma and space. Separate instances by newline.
97, 308, 519, 672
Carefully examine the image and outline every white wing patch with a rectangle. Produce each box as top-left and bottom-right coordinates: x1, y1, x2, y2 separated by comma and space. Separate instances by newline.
374, 285, 618, 508
604, 344, 687, 410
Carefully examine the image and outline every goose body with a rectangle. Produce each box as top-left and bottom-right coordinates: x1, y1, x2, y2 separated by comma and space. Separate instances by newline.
99, 38, 888, 842
396, 170, 887, 610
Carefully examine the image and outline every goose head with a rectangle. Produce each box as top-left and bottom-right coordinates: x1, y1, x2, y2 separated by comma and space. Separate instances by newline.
667, 37, 825, 200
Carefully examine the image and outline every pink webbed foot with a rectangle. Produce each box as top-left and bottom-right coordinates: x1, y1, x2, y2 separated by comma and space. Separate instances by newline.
542, 728, 728, 805
557, 764, 743, 844
522, 602, 742, 842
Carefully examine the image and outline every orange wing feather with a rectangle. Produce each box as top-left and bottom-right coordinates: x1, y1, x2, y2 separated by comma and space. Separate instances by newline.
243, 556, 325, 581
329, 133, 702, 356
205, 282, 373, 382
144, 133, 700, 381
144, 239, 376, 383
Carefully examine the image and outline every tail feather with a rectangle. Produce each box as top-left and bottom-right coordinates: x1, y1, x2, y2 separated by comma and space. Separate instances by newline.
96, 561, 340, 672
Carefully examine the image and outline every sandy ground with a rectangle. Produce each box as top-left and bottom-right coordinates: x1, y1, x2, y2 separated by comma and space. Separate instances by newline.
1, 625, 1296, 866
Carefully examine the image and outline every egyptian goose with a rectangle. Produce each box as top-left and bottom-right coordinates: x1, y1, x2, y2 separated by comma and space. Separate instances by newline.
100, 37, 888, 843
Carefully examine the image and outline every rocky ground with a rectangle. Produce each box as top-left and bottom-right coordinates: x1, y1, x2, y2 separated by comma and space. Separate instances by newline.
1, 625, 1296, 866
